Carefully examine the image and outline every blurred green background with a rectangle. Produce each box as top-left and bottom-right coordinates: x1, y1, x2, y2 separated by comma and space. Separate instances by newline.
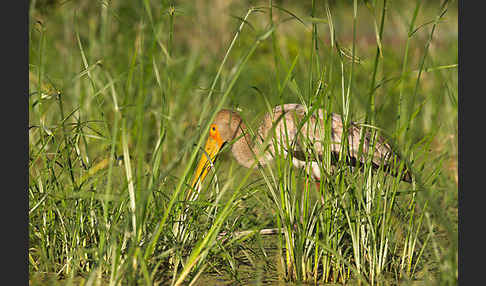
29, 0, 457, 284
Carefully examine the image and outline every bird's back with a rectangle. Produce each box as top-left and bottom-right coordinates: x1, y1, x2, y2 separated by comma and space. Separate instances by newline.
258, 104, 411, 182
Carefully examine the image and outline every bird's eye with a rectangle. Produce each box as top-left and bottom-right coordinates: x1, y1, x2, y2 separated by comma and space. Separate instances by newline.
209, 125, 217, 136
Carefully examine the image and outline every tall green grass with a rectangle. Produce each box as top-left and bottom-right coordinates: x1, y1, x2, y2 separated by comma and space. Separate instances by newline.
29, 0, 457, 285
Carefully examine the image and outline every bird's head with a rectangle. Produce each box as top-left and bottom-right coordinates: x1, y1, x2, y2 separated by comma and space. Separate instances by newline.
190, 110, 244, 191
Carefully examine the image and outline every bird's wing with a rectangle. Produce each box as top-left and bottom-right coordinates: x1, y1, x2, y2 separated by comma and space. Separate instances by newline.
302, 109, 410, 181
258, 104, 410, 181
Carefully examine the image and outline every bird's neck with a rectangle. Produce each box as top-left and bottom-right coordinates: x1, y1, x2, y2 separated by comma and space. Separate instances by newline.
231, 122, 269, 169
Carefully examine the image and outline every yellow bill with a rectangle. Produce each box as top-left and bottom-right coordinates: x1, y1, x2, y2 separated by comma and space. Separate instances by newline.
188, 124, 224, 199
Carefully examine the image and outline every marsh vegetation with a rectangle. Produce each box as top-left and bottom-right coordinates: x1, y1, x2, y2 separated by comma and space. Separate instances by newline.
29, 0, 457, 285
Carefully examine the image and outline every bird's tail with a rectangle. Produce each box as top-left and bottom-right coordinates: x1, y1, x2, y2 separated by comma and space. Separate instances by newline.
381, 158, 413, 183
401, 168, 413, 183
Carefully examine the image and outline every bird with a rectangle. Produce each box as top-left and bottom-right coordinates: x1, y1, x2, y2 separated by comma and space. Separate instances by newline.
190, 103, 412, 195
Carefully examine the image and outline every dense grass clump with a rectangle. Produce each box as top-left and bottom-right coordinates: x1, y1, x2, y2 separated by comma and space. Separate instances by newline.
29, 0, 457, 285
